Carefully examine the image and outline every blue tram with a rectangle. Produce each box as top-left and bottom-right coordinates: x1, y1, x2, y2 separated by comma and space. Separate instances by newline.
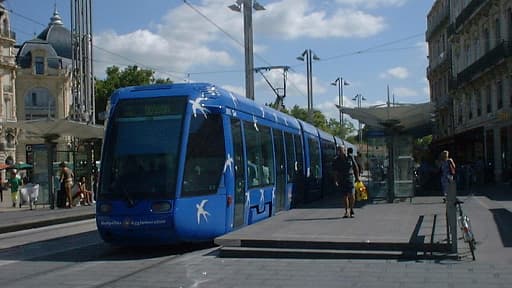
96, 83, 355, 245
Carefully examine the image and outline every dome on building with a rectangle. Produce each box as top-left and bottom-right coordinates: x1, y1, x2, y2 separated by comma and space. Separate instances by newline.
36, 7, 71, 59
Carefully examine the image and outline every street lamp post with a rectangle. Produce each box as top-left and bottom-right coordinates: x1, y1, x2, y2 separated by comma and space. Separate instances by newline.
229, 0, 265, 100
352, 93, 366, 142
331, 77, 349, 127
297, 49, 320, 122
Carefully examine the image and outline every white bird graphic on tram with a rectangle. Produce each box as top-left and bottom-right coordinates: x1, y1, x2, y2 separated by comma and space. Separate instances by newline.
196, 199, 211, 224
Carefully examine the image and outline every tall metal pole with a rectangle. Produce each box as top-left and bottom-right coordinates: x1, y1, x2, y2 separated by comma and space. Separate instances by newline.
340, 77, 344, 125
243, 0, 255, 100
298, 49, 318, 123
353, 94, 365, 143
307, 49, 312, 121
71, 0, 94, 122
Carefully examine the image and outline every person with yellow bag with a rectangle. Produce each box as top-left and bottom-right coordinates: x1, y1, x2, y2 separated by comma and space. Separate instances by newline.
332, 146, 360, 218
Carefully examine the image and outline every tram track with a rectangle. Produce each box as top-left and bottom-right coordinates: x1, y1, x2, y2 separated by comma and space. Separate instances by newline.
0, 222, 216, 288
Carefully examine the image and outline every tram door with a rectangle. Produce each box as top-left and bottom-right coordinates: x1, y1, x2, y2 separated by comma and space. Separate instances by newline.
231, 119, 246, 228
273, 130, 286, 213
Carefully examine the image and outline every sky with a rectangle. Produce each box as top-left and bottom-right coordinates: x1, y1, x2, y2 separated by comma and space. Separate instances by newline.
6, 0, 434, 122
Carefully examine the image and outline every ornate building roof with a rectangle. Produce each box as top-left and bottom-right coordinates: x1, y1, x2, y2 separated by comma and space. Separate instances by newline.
16, 6, 71, 65
36, 7, 71, 59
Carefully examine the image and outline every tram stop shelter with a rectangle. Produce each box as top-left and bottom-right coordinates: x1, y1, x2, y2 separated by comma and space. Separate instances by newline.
337, 102, 434, 202
3, 118, 104, 208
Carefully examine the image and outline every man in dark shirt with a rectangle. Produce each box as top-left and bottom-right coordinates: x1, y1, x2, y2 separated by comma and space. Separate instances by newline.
332, 146, 360, 218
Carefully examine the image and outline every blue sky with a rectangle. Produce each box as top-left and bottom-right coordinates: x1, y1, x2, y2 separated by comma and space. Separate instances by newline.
7, 0, 434, 121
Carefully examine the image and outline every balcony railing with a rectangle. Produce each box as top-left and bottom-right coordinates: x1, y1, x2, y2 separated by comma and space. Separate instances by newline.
426, 7, 449, 40
456, 41, 512, 87
455, 0, 489, 31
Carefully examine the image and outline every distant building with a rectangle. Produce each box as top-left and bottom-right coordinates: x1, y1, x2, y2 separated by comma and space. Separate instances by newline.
427, 0, 512, 183
0, 0, 17, 166
14, 6, 73, 161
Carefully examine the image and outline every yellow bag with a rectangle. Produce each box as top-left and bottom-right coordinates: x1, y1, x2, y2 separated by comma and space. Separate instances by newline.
355, 181, 368, 201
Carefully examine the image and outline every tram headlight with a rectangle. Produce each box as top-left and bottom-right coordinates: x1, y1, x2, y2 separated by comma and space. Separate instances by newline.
99, 203, 112, 214
151, 201, 172, 213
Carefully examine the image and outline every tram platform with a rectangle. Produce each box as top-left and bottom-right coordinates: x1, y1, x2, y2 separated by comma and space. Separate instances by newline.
215, 195, 453, 260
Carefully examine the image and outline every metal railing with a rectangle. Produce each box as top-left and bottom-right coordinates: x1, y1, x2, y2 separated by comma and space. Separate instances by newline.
456, 41, 512, 87
455, 0, 489, 31
426, 7, 449, 40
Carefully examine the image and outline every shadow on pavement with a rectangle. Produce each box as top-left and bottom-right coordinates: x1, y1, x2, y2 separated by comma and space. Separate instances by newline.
0, 230, 215, 262
489, 208, 512, 247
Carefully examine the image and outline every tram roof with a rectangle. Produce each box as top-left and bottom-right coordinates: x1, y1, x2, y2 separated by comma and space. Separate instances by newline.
112, 83, 301, 130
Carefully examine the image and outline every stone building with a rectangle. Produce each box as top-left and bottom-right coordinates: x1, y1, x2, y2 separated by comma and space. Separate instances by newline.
427, 0, 512, 183
0, 0, 17, 166
14, 7, 73, 161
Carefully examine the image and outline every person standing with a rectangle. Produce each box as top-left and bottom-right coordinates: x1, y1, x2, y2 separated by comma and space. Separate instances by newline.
59, 162, 74, 208
333, 146, 360, 218
440, 150, 456, 200
8, 170, 22, 208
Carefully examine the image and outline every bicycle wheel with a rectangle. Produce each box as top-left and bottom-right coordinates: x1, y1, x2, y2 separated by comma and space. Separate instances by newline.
469, 239, 476, 260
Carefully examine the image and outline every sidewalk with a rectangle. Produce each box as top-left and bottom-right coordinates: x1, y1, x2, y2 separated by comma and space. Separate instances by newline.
0, 188, 96, 233
216, 195, 452, 260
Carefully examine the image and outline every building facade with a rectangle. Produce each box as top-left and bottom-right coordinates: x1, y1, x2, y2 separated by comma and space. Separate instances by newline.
15, 8, 73, 161
427, 0, 512, 183
0, 1, 17, 166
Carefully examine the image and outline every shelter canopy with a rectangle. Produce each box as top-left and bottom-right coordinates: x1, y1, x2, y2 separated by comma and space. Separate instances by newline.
3, 118, 104, 140
337, 102, 433, 137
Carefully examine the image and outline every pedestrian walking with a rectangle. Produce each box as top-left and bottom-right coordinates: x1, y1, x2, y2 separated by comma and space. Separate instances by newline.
332, 146, 360, 218
440, 150, 456, 201
8, 170, 22, 208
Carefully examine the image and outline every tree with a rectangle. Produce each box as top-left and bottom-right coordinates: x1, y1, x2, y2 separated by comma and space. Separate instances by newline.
95, 65, 172, 123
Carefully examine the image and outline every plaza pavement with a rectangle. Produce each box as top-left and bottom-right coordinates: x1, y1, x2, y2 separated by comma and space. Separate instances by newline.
0, 183, 511, 264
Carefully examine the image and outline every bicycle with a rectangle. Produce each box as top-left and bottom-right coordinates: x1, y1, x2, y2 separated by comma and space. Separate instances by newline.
455, 199, 476, 260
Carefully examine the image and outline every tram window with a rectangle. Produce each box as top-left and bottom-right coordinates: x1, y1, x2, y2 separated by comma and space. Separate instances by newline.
294, 134, 304, 174
182, 114, 225, 197
101, 97, 186, 200
244, 121, 261, 187
308, 136, 321, 178
284, 132, 295, 182
243, 121, 274, 187
261, 126, 274, 185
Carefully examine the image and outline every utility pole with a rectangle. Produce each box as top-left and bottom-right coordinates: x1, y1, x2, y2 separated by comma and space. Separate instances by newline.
229, 0, 265, 100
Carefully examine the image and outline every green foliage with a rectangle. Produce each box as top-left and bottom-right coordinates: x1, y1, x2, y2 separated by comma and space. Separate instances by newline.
414, 135, 432, 146
285, 105, 356, 140
95, 65, 172, 123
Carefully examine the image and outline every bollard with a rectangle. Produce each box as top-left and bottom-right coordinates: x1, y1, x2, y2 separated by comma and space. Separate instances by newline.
446, 180, 457, 253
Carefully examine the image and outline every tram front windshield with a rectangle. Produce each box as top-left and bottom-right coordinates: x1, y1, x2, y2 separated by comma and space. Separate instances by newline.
100, 97, 187, 201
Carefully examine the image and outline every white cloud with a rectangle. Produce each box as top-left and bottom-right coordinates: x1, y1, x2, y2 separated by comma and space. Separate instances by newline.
380, 66, 409, 79
92, 0, 386, 80
258, 0, 386, 39
335, 0, 407, 9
